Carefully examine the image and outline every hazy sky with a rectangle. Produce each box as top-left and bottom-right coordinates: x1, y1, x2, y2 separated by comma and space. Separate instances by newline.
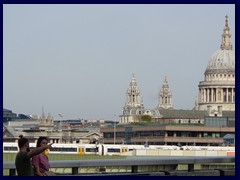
3, 4, 235, 121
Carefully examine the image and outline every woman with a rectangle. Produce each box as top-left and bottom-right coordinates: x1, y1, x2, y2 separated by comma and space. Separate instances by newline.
32, 136, 52, 176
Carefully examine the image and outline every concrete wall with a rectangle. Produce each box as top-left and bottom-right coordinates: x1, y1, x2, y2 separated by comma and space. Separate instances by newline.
135, 149, 230, 156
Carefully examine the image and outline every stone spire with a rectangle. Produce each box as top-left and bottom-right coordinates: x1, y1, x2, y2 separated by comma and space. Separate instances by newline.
125, 73, 142, 107
158, 76, 173, 109
220, 15, 233, 50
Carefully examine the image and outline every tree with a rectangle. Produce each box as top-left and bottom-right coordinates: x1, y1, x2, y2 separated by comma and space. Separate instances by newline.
141, 115, 152, 122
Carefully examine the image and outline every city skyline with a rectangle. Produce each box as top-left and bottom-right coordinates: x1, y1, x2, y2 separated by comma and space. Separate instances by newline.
3, 4, 235, 120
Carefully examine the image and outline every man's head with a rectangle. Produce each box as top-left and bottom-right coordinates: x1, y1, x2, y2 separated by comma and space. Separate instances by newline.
18, 135, 30, 151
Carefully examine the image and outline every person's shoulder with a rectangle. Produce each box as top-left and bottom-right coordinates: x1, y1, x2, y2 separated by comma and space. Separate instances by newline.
20, 151, 28, 155
17, 151, 29, 159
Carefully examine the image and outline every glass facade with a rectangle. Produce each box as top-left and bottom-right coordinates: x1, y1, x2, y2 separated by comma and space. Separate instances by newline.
205, 117, 235, 127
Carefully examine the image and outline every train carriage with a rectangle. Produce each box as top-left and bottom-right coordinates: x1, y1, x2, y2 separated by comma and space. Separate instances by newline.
3, 142, 234, 156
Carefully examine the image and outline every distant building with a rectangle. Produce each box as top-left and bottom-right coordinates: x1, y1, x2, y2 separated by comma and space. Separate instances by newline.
119, 73, 161, 124
101, 16, 235, 146
101, 109, 235, 145
3, 108, 17, 123
119, 16, 235, 125
3, 116, 103, 144
100, 123, 234, 146
198, 15, 235, 113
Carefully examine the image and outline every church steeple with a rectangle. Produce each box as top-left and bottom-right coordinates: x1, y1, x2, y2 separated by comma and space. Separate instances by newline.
120, 73, 145, 123
220, 15, 233, 50
158, 76, 173, 109
125, 73, 142, 107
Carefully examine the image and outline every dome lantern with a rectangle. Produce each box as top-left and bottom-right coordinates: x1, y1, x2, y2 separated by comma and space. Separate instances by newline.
221, 15, 233, 50
205, 15, 234, 73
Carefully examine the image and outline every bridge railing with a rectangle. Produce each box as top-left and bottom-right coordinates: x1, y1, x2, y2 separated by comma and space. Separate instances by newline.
3, 156, 235, 176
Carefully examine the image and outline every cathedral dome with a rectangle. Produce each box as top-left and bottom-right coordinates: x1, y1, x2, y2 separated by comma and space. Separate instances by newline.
205, 15, 235, 74
206, 49, 235, 71
198, 15, 235, 113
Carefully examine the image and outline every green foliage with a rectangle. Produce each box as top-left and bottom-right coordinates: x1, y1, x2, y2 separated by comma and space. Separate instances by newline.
132, 115, 152, 123
141, 115, 152, 122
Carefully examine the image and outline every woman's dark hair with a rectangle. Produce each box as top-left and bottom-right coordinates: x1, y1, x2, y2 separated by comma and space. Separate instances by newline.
36, 136, 48, 147
18, 135, 29, 148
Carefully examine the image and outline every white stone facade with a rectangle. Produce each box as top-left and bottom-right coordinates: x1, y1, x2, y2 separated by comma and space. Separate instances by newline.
198, 15, 235, 115
120, 73, 162, 124
120, 73, 145, 124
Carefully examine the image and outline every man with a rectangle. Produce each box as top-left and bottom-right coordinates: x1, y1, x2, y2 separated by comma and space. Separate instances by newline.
15, 135, 53, 176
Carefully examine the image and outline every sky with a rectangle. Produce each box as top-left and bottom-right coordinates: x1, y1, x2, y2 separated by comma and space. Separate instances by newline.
3, 4, 235, 121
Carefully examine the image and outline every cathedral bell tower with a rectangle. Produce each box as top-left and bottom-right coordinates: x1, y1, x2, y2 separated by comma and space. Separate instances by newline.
158, 76, 173, 109
120, 73, 144, 124
125, 73, 143, 108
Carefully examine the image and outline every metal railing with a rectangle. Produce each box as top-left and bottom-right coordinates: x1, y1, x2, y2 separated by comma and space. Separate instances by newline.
3, 156, 235, 176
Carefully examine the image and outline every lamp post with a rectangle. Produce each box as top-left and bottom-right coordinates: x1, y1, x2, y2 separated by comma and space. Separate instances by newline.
114, 114, 116, 144
58, 114, 63, 143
